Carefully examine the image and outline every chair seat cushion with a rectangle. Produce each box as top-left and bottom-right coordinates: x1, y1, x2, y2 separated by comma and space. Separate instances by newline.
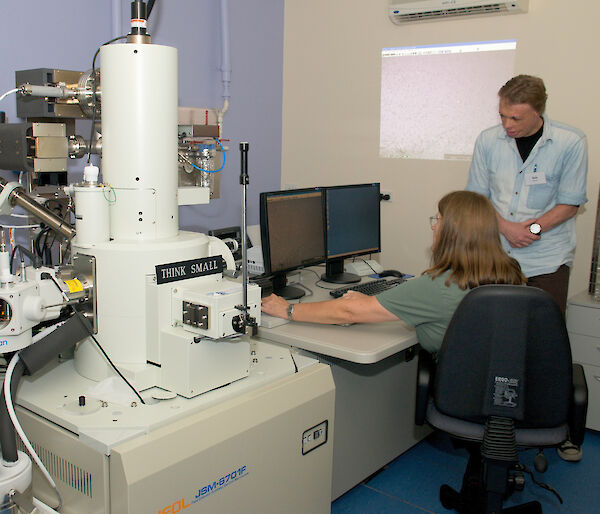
426, 399, 568, 447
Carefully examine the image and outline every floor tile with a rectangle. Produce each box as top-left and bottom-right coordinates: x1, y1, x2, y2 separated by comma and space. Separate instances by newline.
331, 484, 434, 514
331, 429, 600, 514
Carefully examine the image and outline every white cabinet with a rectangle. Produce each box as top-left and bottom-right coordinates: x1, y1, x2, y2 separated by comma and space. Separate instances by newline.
567, 291, 600, 431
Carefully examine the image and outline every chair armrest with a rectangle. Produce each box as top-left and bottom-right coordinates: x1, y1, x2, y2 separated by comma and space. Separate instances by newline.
569, 363, 588, 446
415, 349, 435, 425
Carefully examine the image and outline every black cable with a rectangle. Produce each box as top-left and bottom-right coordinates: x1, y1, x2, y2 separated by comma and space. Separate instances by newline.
75, 314, 146, 405
44, 246, 52, 267
34, 226, 50, 259
515, 463, 563, 504
46, 274, 146, 405
42, 229, 51, 266
314, 280, 339, 291
44, 213, 68, 265
10, 245, 41, 274
295, 282, 314, 297
38, 199, 72, 266
34, 228, 43, 258
47, 229, 58, 256
359, 258, 379, 275
43, 198, 66, 211
0, 357, 26, 463
42, 228, 50, 248
304, 268, 331, 285
290, 353, 299, 373
147, 0, 157, 19
9, 245, 19, 275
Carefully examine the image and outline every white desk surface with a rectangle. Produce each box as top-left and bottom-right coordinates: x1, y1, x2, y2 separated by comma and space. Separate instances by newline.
568, 290, 600, 308
257, 268, 417, 364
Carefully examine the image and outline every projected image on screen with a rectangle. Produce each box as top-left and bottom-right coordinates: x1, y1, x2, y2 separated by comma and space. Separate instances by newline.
380, 40, 516, 161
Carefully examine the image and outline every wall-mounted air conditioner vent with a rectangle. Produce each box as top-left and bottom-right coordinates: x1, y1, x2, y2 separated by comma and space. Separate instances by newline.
389, 0, 528, 24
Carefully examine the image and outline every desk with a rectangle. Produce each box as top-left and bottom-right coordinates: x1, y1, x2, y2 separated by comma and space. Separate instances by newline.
257, 269, 430, 499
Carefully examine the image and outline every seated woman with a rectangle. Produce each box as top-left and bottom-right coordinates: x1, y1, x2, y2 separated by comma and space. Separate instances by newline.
261, 190, 526, 358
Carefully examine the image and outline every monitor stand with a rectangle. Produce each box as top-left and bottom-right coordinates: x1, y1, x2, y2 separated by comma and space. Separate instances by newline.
321, 258, 360, 285
272, 272, 305, 300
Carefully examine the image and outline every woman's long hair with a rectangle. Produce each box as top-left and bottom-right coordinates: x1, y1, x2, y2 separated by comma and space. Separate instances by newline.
424, 191, 526, 290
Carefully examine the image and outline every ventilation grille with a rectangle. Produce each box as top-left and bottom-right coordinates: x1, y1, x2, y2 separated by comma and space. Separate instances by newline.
17, 440, 93, 498
391, 3, 513, 23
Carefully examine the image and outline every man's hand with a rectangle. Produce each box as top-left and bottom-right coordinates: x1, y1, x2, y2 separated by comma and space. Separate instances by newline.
497, 205, 578, 248
499, 218, 541, 248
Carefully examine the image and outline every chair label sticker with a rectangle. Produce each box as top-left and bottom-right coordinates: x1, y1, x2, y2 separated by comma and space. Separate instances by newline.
493, 376, 519, 408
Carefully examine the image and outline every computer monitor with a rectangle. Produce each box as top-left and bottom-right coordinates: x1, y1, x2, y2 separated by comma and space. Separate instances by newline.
259, 187, 325, 300
321, 183, 381, 284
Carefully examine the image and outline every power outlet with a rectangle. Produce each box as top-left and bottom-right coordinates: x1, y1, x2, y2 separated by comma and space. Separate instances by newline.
302, 420, 328, 455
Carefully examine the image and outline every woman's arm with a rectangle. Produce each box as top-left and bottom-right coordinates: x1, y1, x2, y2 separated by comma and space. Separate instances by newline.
261, 290, 399, 325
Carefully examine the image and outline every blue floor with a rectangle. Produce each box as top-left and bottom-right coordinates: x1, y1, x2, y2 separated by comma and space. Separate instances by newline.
332, 429, 600, 513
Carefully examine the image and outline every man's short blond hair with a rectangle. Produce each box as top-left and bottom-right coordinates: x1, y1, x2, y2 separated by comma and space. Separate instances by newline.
498, 75, 547, 115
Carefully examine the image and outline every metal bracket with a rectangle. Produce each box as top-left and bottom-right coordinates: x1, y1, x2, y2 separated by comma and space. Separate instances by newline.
10, 488, 37, 513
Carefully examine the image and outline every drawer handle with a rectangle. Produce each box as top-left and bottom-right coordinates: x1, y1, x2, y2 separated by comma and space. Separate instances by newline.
596, 376, 600, 382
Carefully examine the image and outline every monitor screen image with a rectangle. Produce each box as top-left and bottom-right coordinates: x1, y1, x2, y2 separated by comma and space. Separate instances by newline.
259, 187, 325, 299
322, 183, 381, 284
380, 40, 516, 160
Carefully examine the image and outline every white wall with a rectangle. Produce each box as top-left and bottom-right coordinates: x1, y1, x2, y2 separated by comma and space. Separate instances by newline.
281, 0, 599, 297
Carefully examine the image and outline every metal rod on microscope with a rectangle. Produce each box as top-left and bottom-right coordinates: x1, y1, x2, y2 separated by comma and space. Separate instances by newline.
0, 180, 75, 240
239, 142, 250, 316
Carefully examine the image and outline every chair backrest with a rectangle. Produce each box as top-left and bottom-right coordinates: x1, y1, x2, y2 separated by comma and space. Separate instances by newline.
434, 285, 573, 428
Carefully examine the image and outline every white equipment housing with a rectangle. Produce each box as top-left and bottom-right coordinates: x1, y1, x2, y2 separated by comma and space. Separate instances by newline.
388, 0, 528, 24
69, 42, 257, 399
0, 31, 335, 513
17, 343, 334, 514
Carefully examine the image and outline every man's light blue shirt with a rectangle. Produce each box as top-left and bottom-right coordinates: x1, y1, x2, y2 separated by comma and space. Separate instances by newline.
466, 115, 588, 277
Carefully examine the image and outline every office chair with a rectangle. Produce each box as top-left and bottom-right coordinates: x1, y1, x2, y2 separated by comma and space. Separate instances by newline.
414, 285, 588, 514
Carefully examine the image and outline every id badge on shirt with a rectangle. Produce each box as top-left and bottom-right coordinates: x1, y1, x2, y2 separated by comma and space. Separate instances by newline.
524, 170, 546, 186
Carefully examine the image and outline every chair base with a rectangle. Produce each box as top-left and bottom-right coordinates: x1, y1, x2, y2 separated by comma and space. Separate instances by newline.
439, 443, 542, 514
440, 484, 542, 513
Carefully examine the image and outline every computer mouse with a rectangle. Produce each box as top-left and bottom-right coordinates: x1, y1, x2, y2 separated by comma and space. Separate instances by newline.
379, 269, 404, 278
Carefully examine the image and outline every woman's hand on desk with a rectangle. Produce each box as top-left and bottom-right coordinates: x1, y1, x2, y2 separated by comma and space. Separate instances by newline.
261, 293, 291, 319
261, 292, 399, 324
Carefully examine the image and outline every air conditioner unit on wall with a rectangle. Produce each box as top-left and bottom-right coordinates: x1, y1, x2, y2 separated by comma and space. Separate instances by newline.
389, 0, 528, 24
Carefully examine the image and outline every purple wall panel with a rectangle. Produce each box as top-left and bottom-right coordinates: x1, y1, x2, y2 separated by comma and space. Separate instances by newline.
0, 0, 283, 232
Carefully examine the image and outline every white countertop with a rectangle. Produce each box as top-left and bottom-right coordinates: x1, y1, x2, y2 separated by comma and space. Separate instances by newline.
257, 268, 417, 364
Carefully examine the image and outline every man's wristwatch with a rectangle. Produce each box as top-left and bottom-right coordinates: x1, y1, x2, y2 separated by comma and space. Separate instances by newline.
286, 304, 294, 321
529, 222, 542, 236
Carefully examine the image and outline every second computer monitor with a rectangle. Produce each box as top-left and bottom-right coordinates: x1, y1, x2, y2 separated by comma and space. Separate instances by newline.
322, 183, 381, 284
260, 187, 325, 299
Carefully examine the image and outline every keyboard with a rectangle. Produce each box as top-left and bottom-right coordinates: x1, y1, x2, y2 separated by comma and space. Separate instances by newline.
329, 277, 405, 298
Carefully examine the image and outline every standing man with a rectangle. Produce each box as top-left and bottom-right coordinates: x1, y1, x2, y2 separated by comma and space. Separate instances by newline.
466, 74, 588, 462
466, 74, 588, 313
